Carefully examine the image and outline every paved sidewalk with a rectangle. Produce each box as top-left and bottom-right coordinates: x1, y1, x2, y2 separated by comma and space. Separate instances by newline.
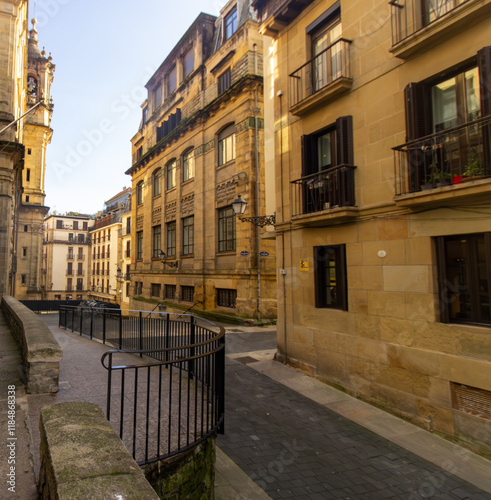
3, 314, 491, 499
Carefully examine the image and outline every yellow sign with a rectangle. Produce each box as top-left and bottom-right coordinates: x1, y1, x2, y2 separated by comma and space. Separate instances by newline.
299, 259, 309, 271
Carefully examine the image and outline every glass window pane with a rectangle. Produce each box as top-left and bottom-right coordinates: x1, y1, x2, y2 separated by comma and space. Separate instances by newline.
432, 76, 458, 132
465, 67, 481, 122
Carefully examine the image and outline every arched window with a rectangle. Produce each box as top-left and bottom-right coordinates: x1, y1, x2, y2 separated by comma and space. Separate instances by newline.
136, 181, 144, 205
182, 148, 195, 182
218, 123, 235, 166
166, 159, 177, 190
153, 168, 162, 197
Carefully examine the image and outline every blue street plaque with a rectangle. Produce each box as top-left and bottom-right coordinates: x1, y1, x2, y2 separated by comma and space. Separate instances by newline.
259, 251, 270, 257
240, 250, 250, 256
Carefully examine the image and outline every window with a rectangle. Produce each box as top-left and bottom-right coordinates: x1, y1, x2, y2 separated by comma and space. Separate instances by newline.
153, 168, 162, 197
83, 221, 88, 230
126, 217, 131, 235
166, 221, 176, 257
152, 225, 161, 259
77, 278, 83, 291
67, 263, 73, 275
73, 221, 79, 230
68, 233, 73, 242
218, 69, 231, 94
78, 247, 83, 259
126, 240, 131, 258
311, 9, 342, 91
78, 234, 84, 243
182, 216, 194, 255
66, 278, 72, 291
24, 225, 28, 232
136, 231, 143, 260
217, 288, 237, 308
167, 66, 177, 96
26, 169, 30, 182
68, 247, 74, 259
138, 281, 143, 295
77, 263, 83, 276
181, 286, 194, 302
182, 148, 195, 182
166, 159, 177, 190
218, 124, 236, 166
137, 181, 144, 205
183, 48, 194, 79
437, 233, 491, 325
21, 274, 26, 285
56, 220, 63, 229
142, 106, 148, 125
151, 283, 161, 297
314, 245, 347, 310
126, 282, 130, 297
22, 247, 27, 258
165, 284, 176, 300
218, 206, 236, 252
155, 83, 163, 109
25, 195, 29, 203
404, 48, 490, 191
224, 7, 237, 40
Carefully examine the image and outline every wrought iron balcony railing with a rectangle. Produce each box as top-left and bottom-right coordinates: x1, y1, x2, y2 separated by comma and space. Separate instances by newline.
390, 0, 470, 45
291, 165, 356, 217
289, 39, 351, 109
393, 115, 491, 196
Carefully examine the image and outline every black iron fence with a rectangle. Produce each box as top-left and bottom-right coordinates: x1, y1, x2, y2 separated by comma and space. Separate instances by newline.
390, 0, 470, 45
291, 165, 356, 216
59, 306, 225, 466
393, 116, 491, 195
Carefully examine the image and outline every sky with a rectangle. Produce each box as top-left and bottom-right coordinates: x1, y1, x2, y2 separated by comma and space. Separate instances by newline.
29, 0, 225, 215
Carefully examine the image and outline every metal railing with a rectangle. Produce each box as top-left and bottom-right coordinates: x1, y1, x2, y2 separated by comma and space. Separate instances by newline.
393, 116, 491, 195
59, 306, 225, 466
289, 39, 351, 108
291, 165, 356, 216
390, 0, 470, 45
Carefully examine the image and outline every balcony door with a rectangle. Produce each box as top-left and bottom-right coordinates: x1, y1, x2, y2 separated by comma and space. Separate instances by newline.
312, 17, 342, 92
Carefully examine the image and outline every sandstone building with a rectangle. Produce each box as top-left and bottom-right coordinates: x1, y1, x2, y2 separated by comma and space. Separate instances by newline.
127, 0, 276, 321
253, 0, 491, 454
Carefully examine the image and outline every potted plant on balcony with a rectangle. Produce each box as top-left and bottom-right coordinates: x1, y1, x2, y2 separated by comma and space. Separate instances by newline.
463, 149, 483, 179
425, 165, 452, 188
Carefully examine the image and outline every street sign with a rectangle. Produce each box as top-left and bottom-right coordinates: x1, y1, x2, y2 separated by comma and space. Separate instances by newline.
259, 251, 269, 257
240, 250, 250, 256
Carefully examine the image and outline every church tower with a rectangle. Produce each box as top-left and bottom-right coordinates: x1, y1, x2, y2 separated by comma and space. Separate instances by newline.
14, 19, 54, 299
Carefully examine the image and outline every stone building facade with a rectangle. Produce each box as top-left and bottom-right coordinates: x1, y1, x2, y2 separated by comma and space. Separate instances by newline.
89, 188, 131, 305
253, 0, 491, 455
42, 215, 92, 299
15, 19, 54, 299
127, 0, 276, 321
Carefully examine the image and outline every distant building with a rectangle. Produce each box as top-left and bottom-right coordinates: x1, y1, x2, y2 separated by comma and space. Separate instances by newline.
89, 188, 131, 305
127, 0, 276, 320
42, 214, 92, 299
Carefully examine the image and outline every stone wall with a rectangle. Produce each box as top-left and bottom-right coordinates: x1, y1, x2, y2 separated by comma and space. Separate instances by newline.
38, 402, 159, 500
1, 296, 62, 393
143, 437, 216, 500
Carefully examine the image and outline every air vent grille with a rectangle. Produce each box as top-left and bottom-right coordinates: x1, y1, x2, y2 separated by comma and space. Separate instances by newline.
451, 383, 491, 420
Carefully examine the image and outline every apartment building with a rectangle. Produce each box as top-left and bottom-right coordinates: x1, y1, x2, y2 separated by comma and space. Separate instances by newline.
127, 0, 276, 321
120, 205, 132, 311
253, 0, 491, 454
42, 214, 92, 299
89, 188, 131, 305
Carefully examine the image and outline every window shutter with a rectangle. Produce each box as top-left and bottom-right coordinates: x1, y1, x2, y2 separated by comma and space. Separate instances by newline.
435, 237, 450, 324
478, 46, 491, 116
404, 82, 429, 141
301, 134, 315, 176
335, 116, 353, 166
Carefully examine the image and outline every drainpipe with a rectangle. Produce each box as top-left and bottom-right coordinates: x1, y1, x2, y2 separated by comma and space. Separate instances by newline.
254, 43, 261, 323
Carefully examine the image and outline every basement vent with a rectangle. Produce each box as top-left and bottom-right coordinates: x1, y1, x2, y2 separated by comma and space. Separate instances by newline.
451, 383, 491, 420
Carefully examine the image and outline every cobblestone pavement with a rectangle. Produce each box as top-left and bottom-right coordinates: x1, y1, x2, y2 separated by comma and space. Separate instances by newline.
217, 331, 491, 500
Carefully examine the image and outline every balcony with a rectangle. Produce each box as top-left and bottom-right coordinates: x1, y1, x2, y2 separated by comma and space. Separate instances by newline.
393, 116, 491, 207
389, 0, 491, 59
290, 165, 357, 225
289, 39, 352, 116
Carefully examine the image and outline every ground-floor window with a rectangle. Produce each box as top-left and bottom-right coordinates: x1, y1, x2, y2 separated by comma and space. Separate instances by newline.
181, 286, 194, 302
217, 288, 237, 308
437, 233, 491, 325
165, 284, 176, 300
151, 283, 161, 297
314, 245, 348, 310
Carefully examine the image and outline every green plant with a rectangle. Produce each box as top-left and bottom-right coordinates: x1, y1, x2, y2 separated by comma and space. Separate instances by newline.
464, 149, 483, 177
427, 165, 452, 185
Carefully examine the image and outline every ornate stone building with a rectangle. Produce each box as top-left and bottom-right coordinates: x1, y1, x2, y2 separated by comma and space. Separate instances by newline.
127, 0, 276, 321
253, 0, 491, 455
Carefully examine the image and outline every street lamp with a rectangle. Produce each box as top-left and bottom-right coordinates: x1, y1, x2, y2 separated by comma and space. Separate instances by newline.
159, 250, 179, 268
232, 195, 275, 227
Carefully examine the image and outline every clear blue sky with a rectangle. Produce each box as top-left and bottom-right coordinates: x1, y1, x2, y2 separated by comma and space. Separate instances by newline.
30, 0, 222, 215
